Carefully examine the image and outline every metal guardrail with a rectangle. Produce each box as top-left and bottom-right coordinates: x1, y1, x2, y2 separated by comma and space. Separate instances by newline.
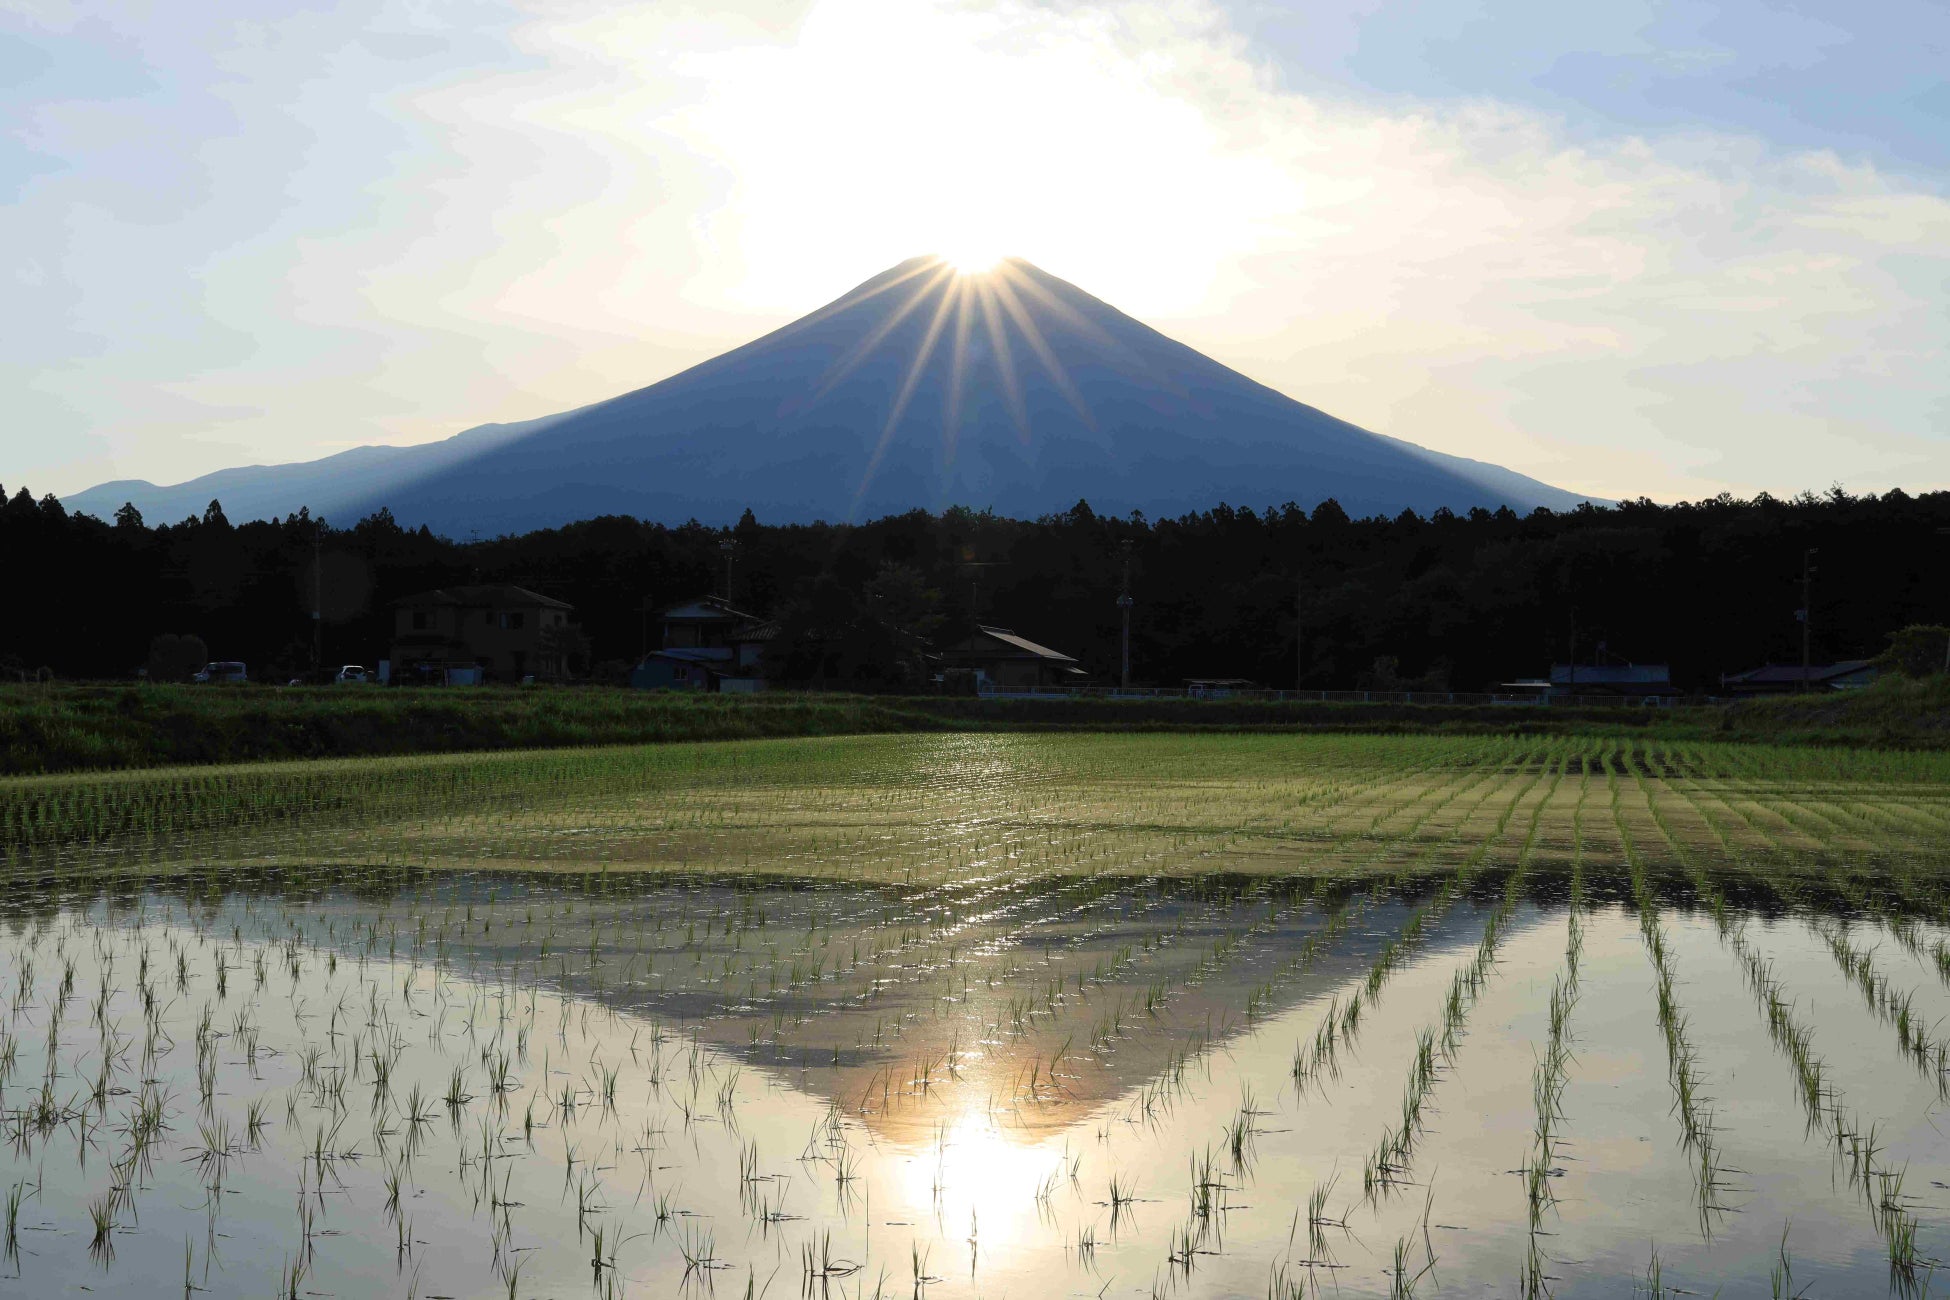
975, 686, 1713, 708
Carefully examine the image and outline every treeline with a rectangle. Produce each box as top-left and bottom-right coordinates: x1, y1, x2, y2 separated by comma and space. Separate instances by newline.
3, 482, 1943, 691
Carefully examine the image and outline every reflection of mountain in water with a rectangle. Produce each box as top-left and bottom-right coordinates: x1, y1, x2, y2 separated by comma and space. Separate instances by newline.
95, 871, 1515, 1138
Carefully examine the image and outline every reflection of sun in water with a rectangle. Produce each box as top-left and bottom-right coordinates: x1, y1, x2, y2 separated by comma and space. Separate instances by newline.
895, 1108, 1060, 1228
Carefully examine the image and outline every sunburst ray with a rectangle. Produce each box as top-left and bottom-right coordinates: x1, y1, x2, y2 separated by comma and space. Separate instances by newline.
988, 270, 1096, 430
805, 260, 956, 411
942, 276, 979, 478
974, 278, 1032, 443
850, 271, 962, 518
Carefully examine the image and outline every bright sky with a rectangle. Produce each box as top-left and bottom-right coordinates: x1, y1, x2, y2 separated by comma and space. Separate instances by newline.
7, 0, 1948, 504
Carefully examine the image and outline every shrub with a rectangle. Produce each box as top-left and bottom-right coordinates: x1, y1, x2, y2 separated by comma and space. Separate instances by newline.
1879, 625, 1950, 678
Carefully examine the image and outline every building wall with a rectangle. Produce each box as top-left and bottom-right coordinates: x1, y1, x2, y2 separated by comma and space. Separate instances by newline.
392, 599, 570, 677
993, 659, 1048, 690
630, 658, 713, 690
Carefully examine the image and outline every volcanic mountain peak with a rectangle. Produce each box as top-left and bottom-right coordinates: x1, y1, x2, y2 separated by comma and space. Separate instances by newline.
65, 257, 1597, 533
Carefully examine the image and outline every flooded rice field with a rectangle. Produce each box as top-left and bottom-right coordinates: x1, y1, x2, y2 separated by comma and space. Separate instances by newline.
6, 733, 1950, 1296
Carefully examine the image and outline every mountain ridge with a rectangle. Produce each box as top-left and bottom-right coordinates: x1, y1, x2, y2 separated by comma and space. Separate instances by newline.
65, 256, 1601, 533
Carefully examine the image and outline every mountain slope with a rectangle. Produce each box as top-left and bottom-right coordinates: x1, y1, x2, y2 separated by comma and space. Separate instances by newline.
66, 257, 1598, 533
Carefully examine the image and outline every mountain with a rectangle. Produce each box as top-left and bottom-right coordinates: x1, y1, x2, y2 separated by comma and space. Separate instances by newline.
65, 257, 1599, 534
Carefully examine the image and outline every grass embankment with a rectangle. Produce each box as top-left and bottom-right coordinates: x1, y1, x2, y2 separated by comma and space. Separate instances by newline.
1, 675, 1945, 776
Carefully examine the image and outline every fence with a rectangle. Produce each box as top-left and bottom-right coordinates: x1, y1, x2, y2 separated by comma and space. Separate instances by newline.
975, 684, 1712, 708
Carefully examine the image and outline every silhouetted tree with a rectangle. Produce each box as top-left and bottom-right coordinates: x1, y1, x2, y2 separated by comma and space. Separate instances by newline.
5, 481, 1945, 691
145, 634, 209, 682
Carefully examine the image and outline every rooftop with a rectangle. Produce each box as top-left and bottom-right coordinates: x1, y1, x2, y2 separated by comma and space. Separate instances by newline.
1722, 660, 1875, 685
1549, 663, 1671, 685
664, 595, 758, 621
973, 625, 1078, 664
392, 584, 573, 610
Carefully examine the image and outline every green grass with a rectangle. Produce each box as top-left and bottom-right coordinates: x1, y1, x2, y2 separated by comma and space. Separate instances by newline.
0, 684, 966, 776
7, 730, 1949, 887
7, 676, 1950, 777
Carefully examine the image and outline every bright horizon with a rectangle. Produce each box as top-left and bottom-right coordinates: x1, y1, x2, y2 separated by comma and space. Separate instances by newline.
7, 0, 1948, 506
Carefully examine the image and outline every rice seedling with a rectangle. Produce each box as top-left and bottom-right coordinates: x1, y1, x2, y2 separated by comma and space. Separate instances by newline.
0, 732, 1945, 1294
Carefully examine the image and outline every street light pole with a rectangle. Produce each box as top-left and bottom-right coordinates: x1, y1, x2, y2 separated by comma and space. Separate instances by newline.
1117, 540, 1134, 692
720, 539, 737, 603
1799, 547, 1818, 693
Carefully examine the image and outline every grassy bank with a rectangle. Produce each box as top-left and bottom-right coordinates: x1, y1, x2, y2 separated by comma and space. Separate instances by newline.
1, 676, 1944, 775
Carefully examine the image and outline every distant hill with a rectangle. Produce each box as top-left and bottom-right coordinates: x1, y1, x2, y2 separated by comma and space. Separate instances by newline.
66, 256, 1599, 534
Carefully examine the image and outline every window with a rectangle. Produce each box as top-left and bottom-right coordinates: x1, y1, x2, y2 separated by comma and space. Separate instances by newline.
498, 611, 525, 630
412, 612, 427, 630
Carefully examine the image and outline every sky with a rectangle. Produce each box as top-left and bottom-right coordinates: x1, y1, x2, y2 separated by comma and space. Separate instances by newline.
6, 0, 1947, 505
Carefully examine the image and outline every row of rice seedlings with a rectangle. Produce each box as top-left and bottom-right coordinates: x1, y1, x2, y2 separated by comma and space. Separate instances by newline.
1519, 951, 1580, 1296
1361, 852, 1534, 1208
1610, 753, 1732, 1234
1807, 920, 1950, 1089
1289, 752, 1563, 1093
1629, 779, 1946, 1292
1627, 755, 1950, 1113
1729, 937, 1940, 1292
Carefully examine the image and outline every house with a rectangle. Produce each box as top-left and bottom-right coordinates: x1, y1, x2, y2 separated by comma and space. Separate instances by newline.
659, 596, 755, 652
1719, 660, 1878, 695
1518, 664, 1679, 700
935, 625, 1089, 692
390, 585, 575, 682
630, 596, 774, 692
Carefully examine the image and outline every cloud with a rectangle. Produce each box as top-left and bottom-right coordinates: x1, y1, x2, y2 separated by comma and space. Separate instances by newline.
7, 0, 1948, 504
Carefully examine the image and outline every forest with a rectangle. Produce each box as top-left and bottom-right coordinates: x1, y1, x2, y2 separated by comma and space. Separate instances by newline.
2, 481, 1942, 692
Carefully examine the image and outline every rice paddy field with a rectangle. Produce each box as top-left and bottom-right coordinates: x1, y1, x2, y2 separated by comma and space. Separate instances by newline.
5, 731, 1950, 1297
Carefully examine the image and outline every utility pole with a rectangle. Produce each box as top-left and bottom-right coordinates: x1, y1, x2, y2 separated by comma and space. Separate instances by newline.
311, 527, 322, 680
1938, 529, 1950, 673
1295, 573, 1304, 692
1566, 610, 1577, 697
1799, 547, 1818, 692
1117, 539, 1134, 692
720, 539, 737, 603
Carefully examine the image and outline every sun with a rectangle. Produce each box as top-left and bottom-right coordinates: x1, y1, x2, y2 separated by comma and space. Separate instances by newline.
941, 244, 1006, 275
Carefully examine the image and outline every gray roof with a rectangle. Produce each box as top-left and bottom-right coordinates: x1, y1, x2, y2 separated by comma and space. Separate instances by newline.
1722, 660, 1874, 685
972, 625, 1078, 663
664, 596, 757, 621
642, 648, 733, 665
1549, 663, 1671, 685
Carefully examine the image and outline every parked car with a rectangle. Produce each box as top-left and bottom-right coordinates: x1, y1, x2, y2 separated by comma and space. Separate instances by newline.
193, 661, 248, 684
334, 665, 370, 685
